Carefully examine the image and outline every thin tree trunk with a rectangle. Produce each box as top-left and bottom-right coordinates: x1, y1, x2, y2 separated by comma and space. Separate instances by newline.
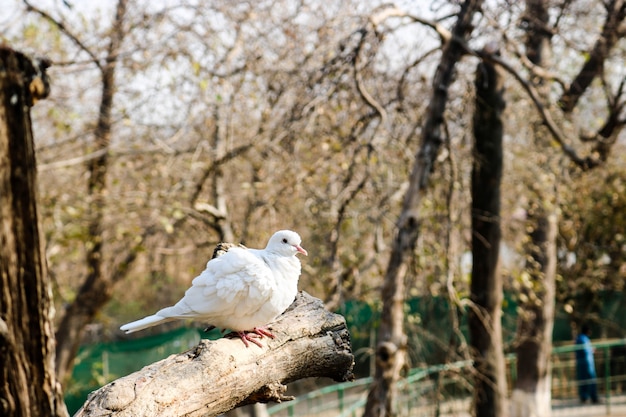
54, 0, 128, 387
210, 103, 234, 243
0, 46, 68, 417
363, 2, 484, 416
511, 2, 556, 416
469, 45, 507, 417
512, 205, 557, 417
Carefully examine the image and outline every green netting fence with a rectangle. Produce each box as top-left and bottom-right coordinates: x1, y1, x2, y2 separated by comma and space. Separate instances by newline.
266, 339, 626, 417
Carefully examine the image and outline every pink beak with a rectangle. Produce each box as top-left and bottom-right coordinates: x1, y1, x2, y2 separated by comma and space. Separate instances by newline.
295, 244, 308, 256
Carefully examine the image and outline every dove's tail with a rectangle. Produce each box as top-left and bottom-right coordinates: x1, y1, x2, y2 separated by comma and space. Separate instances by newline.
120, 315, 173, 334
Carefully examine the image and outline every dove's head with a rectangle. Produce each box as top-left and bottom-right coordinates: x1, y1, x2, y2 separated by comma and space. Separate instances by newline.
267, 230, 308, 257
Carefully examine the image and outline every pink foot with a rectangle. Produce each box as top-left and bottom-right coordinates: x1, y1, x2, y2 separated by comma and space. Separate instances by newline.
252, 326, 275, 339
236, 331, 264, 348
227, 326, 275, 348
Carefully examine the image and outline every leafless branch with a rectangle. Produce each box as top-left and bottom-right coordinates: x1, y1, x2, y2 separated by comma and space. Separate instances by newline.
369, 5, 452, 43
479, 51, 600, 170
354, 30, 388, 129
23, 0, 103, 71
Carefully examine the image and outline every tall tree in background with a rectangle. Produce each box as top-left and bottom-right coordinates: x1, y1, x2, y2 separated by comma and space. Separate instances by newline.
469, 45, 507, 417
52, 0, 130, 386
24, 0, 137, 386
363, 1, 484, 416
511, 1, 626, 414
511, 1, 556, 416
0, 46, 68, 417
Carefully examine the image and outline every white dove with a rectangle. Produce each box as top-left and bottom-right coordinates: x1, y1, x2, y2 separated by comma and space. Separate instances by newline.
120, 230, 307, 347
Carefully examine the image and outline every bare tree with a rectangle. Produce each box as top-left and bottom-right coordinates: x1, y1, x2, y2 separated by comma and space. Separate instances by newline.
363, 1, 484, 416
26, 0, 140, 386
509, 2, 557, 416
508, 1, 626, 415
469, 44, 507, 417
0, 46, 68, 417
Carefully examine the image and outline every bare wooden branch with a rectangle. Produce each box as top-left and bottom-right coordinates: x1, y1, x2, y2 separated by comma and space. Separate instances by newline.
480, 51, 600, 170
558, 0, 626, 113
23, 0, 103, 71
369, 5, 452, 43
75, 292, 354, 417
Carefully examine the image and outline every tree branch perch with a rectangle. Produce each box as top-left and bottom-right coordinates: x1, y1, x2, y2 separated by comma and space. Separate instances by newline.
75, 292, 354, 417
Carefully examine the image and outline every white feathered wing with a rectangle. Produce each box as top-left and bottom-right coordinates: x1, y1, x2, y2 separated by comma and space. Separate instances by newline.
120, 247, 279, 334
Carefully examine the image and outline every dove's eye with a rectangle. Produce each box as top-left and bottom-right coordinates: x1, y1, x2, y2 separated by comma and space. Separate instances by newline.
282, 238, 288, 244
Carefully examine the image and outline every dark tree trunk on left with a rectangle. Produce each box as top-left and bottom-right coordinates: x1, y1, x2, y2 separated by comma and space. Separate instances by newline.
0, 46, 68, 417
469, 46, 507, 417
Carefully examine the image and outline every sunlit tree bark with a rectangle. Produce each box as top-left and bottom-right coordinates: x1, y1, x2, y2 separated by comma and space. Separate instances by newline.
0, 46, 68, 417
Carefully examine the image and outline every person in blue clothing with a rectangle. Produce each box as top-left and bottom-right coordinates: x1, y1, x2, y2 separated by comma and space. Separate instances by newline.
575, 324, 599, 404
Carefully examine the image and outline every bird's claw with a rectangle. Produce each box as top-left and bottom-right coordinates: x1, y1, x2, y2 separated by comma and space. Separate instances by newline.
252, 326, 275, 339
237, 331, 264, 348
228, 326, 275, 348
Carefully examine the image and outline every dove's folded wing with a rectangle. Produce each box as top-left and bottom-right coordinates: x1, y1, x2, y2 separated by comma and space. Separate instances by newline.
157, 247, 274, 319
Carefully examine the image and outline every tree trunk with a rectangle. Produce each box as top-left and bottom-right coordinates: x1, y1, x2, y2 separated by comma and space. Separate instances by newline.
54, 0, 128, 387
75, 292, 354, 417
0, 46, 68, 417
510, 2, 557, 416
469, 46, 507, 417
363, 2, 484, 416
512, 205, 557, 417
